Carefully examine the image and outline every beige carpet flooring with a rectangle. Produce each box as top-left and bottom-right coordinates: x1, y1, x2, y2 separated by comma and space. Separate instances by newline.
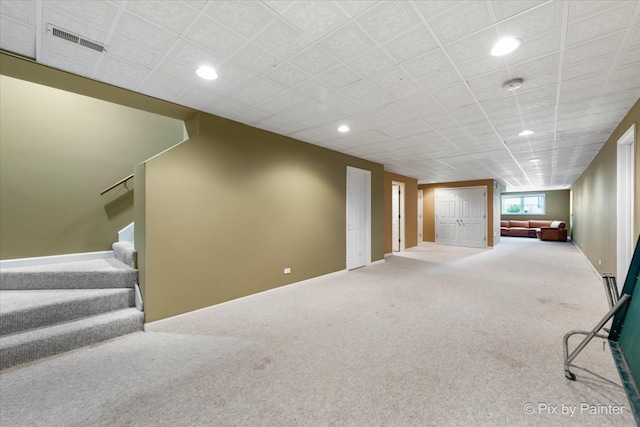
0, 237, 635, 426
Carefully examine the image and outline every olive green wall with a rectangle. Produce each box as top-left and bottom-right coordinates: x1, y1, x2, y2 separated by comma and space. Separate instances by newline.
572, 100, 640, 276
0, 71, 185, 259
138, 113, 385, 322
501, 190, 571, 234
384, 172, 418, 253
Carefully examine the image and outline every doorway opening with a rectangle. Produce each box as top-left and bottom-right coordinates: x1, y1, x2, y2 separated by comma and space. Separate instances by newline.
392, 181, 405, 252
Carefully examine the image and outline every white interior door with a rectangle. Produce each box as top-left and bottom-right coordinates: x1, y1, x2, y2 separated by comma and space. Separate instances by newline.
347, 167, 370, 270
436, 187, 487, 248
459, 187, 486, 248
436, 189, 460, 246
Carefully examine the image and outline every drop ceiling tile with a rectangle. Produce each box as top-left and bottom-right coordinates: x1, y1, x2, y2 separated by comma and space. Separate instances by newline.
337, 1, 377, 18
481, 96, 519, 115
619, 46, 640, 66
387, 81, 425, 101
567, 2, 634, 46
125, 0, 196, 33
216, 61, 259, 87
288, 127, 336, 143
0, 17, 36, 58
373, 102, 412, 122
491, 0, 546, 21
445, 27, 499, 64
279, 102, 342, 126
567, 0, 630, 22
174, 86, 221, 110
499, 1, 562, 42
167, 39, 222, 71
257, 90, 310, 114
563, 54, 614, 80
255, 18, 312, 59
417, 67, 461, 92
341, 80, 380, 100
186, 16, 248, 57
506, 30, 560, 67
41, 34, 102, 70
294, 79, 332, 101
317, 65, 361, 89
138, 71, 190, 100
429, 82, 476, 110
510, 53, 559, 79
43, 6, 108, 43
1, 0, 36, 25
401, 48, 450, 80
289, 45, 339, 75
413, 1, 463, 19
202, 96, 248, 118
207, 0, 276, 38
264, 62, 309, 87
368, 66, 412, 89
565, 32, 625, 65
244, 77, 287, 98
48, 0, 117, 29
283, 1, 348, 40
347, 48, 396, 77
382, 25, 438, 63
227, 87, 269, 106
99, 55, 148, 85
108, 36, 161, 69
357, 1, 421, 43
229, 42, 281, 74
116, 11, 177, 53
231, 106, 273, 124
457, 54, 508, 79
429, 1, 493, 43
254, 115, 307, 135
318, 22, 376, 61
358, 92, 396, 109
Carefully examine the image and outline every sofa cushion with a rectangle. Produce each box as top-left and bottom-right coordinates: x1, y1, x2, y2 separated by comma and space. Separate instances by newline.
501, 220, 509, 227
529, 220, 552, 228
509, 220, 529, 228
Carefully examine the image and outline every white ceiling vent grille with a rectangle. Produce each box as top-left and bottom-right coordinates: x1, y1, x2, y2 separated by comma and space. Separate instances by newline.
47, 24, 106, 53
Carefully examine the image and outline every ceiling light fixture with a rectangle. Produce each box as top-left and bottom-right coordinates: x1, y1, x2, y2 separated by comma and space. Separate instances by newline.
503, 78, 524, 91
518, 130, 534, 136
196, 65, 218, 80
338, 125, 350, 133
491, 37, 521, 56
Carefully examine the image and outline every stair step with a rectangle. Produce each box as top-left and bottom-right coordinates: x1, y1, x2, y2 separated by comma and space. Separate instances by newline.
0, 308, 143, 370
0, 289, 135, 336
112, 241, 136, 269
0, 258, 136, 290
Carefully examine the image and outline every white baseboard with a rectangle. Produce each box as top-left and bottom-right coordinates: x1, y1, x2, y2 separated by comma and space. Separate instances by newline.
0, 251, 114, 269
145, 268, 350, 331
370, 258, 385, 266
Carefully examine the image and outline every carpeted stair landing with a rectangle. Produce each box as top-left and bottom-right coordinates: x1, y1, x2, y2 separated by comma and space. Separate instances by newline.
0, 252, 143, 370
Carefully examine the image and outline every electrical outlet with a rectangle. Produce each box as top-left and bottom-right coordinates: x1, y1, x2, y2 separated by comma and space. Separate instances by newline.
284, 268, 291, 274
598, 259, 602, 265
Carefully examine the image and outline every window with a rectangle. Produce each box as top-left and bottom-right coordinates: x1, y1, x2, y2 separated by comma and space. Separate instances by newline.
501, 193, 545, 215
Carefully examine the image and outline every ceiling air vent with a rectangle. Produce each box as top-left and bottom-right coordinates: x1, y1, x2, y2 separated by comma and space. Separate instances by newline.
48, 24, 106, 53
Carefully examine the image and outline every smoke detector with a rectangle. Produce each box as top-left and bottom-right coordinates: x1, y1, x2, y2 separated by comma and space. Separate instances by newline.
503, 78, 524, 91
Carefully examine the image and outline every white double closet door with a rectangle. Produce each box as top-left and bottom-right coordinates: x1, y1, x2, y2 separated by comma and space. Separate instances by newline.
436, 186, 487, 248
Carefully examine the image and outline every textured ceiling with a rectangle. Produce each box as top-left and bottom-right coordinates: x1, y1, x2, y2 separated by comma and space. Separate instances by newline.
1, 0, 639, 190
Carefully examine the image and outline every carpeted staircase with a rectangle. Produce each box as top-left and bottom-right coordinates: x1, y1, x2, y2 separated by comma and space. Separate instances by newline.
0, 242, 143, 370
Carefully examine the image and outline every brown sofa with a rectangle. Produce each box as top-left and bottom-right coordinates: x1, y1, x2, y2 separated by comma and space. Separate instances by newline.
500, 220, 567, 241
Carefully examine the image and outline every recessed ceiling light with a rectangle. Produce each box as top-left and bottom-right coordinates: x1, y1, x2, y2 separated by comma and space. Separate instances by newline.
503, 78, 524, 91
518, 130, 534, 136
338, 125, 350, 133
196, 65, 218, 80
491, 37, 521, 56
